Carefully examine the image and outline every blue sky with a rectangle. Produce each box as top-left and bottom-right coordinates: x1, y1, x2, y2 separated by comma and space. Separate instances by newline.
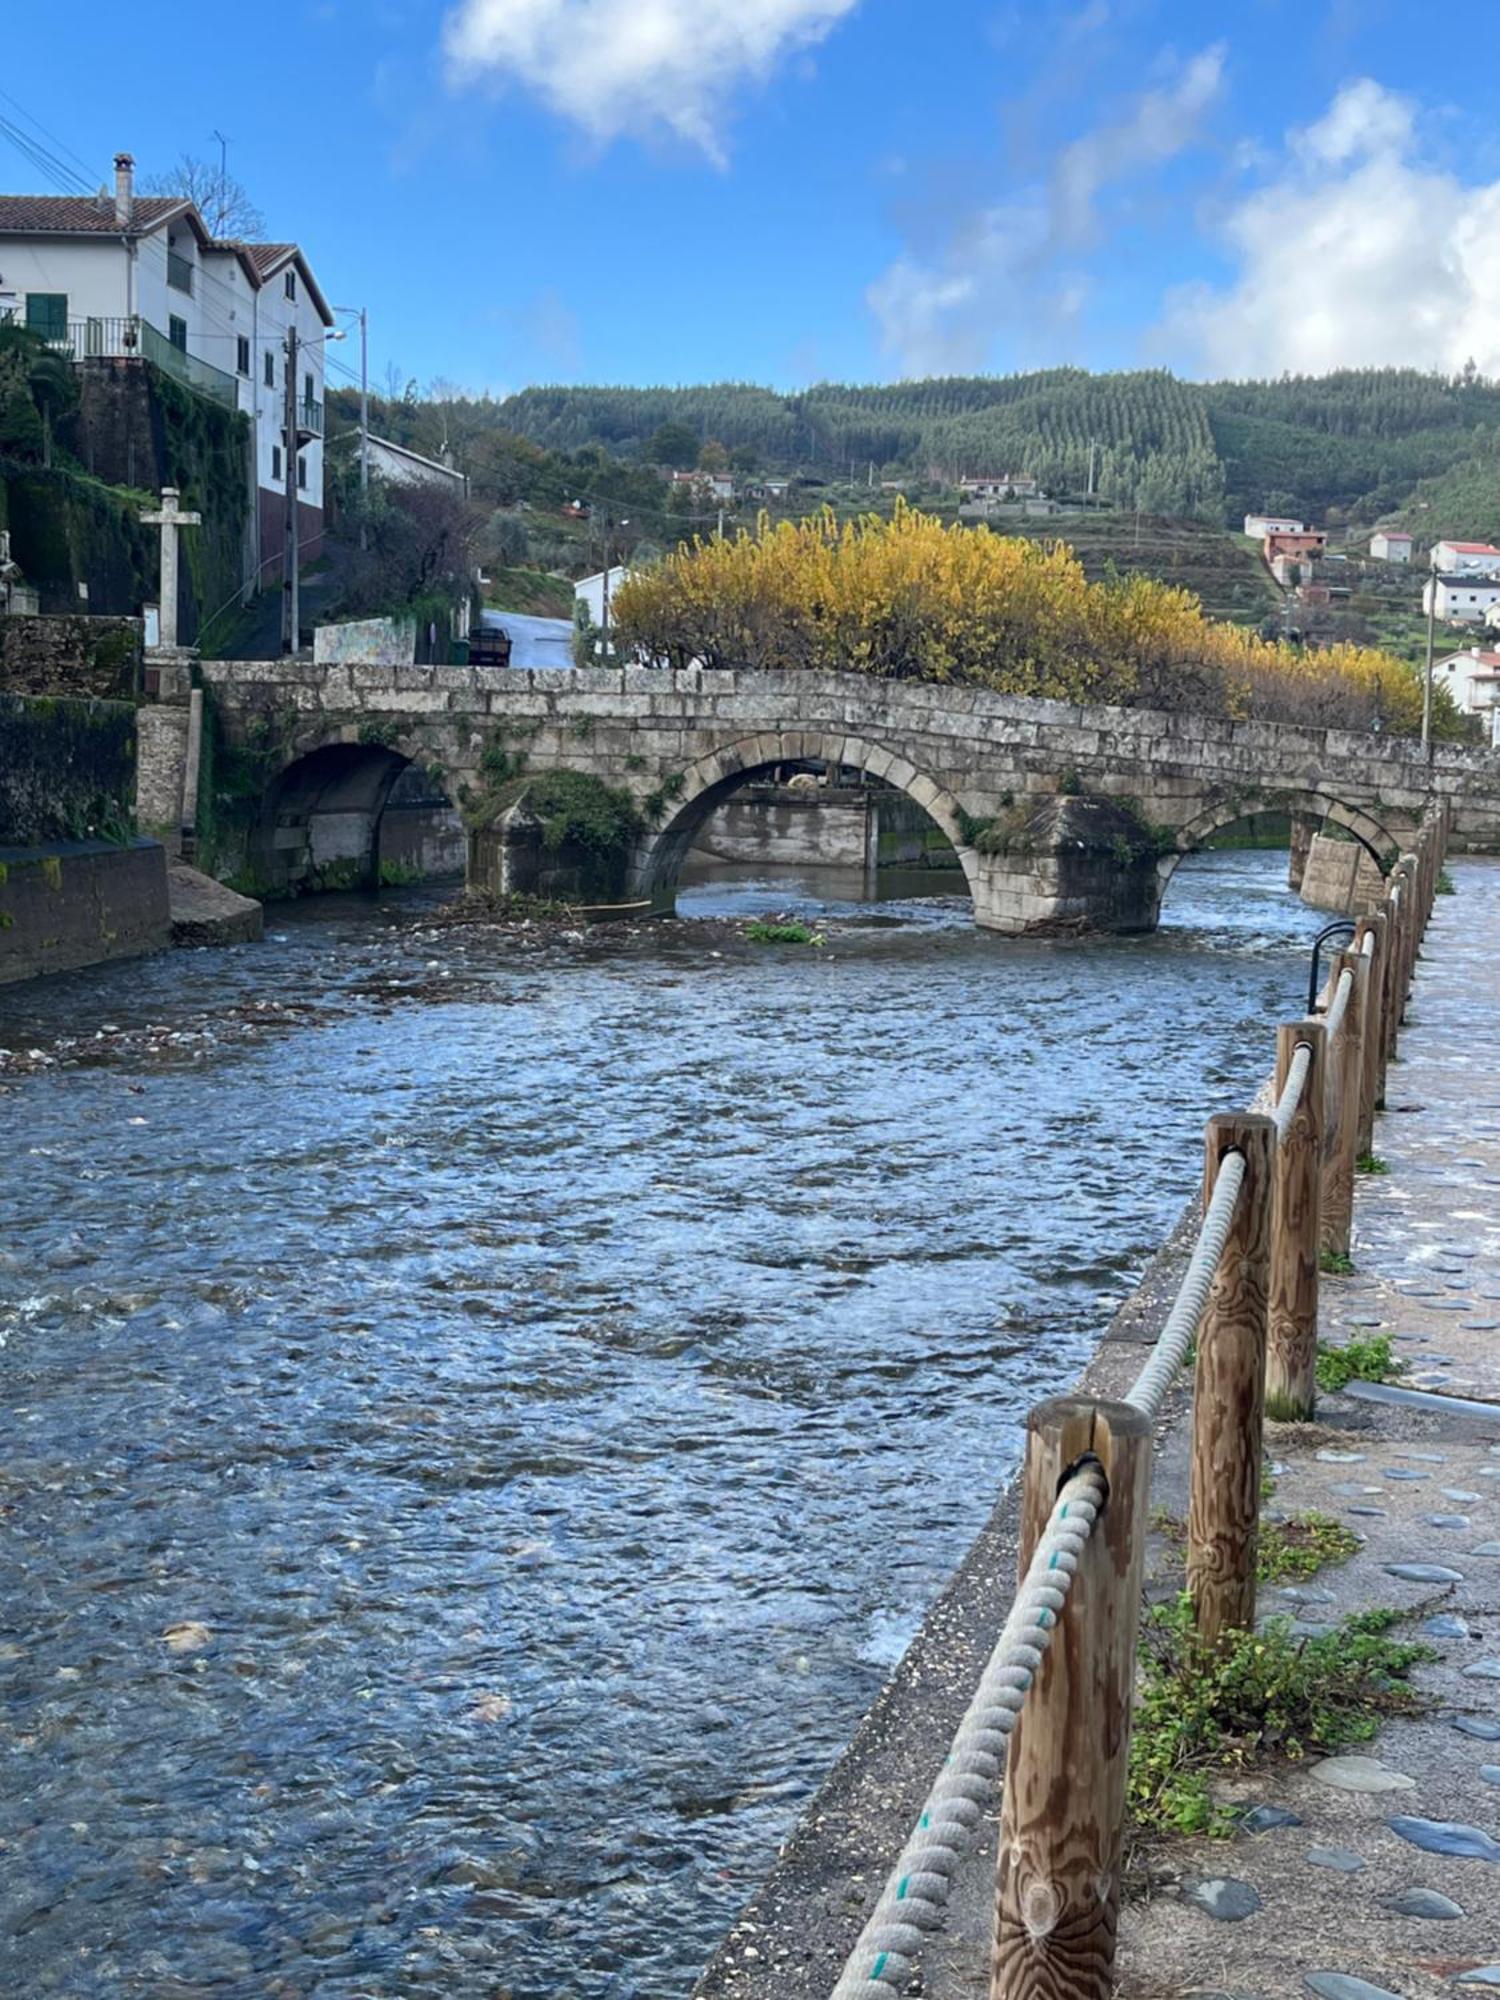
6, 0, 1500, 397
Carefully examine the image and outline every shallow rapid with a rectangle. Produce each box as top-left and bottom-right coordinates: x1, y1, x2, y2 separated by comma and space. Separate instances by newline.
0, 851, 1328, 1998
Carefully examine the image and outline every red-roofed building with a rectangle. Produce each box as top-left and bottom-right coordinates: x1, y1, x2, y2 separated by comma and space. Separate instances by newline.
1369, 528, 1413, 563
1431, 540, 1500, 575
1434, 645, 1500, 712
0, 152, 333, 592
1263, 529, 1326, 563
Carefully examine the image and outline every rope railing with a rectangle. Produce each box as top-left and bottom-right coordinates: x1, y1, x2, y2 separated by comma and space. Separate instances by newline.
1323, 963, 1355, 1041
1125, 1148, 1246, 1421
822, 801, 1453, 2000
829, 1462, 1108, 1997
1271, 1040, 1313, 1145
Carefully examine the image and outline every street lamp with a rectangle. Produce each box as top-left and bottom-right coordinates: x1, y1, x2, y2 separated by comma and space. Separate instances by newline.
330, 304, 369, 504
282, 324, 345, 655
1422, 547, 1438, 761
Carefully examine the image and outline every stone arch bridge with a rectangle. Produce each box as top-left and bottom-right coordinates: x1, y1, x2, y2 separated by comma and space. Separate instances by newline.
191, 660, 1500, 933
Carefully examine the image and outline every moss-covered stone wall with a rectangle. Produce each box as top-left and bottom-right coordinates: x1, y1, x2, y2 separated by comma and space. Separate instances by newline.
2, 355, 248, 638
0, 692, 137, 845
0, 614, 142, 698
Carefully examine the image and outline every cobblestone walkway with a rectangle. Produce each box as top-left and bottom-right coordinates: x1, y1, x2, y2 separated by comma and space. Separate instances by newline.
1116, 857, 1500, 1999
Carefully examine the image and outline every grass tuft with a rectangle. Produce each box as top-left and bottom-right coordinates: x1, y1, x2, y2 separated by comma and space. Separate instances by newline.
1127, 1596, 1432, 1840
1316, 1332, 1400, 1392
745, 920, 821, 945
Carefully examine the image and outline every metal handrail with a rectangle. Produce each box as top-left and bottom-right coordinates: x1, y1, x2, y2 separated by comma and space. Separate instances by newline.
1307, 918, 1357, 1015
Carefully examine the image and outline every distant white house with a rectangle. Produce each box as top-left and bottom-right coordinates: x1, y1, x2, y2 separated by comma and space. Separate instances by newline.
1245, 513, 1304, 538
574, 565, 630, 628
341, 432, 469, 497
1431, 539, 1500, 575
1369, 528, 1413, 563
1433, 645, 1500, 713
0, 150, 333, 588
1426, 574, 1500, 623
964, 474, 1038, 500
669, 468, 735, 504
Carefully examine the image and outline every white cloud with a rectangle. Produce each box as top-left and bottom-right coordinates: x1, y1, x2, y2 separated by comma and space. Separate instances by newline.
1164, 79, 1500, 377
867, 46, 1225, 375
441, 0, 859, 159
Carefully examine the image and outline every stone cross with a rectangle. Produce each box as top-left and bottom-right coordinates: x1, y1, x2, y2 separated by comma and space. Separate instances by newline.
140, 486, 201, 650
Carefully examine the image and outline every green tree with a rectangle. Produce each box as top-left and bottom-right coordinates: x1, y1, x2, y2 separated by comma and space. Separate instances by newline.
647, 420, 700, 469
697, 438, 729, 472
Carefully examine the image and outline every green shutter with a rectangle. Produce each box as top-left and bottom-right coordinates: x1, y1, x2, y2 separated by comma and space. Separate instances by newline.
25, 293, 67, 340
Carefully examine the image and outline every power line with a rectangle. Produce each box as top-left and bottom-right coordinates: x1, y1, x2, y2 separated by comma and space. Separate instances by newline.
0, 112, 93, 196
0, 92, 97, 188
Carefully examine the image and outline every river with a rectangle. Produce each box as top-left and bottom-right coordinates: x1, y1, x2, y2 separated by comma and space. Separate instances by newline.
0, 851, 1328, 1999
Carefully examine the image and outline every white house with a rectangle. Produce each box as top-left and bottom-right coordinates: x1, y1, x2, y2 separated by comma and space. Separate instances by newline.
1433, 646, 1500, 714
343, 432, 469, 497
1369, 528, 1413, 563
574, 565, 630, 629
1425, 574, 1500, 623
1245, 513, 1304, 538
964, 474, 1038, 501
0, 151, 333, 590
1430, 539, 1500, 575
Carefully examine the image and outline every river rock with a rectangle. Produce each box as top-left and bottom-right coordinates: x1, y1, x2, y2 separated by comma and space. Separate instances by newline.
1387, 1816, 1500, 1862
1384, 1887, 1464, 1919
1310, 1755, 1414, 1794
1384, 1562, 1464, 1583
1187, 1878, 1261, 1921
1304, 1977, 1405, 2000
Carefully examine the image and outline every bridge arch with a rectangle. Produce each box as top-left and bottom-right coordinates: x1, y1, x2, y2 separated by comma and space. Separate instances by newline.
1159, 788, 1401, 890
251, 739, 463, 895
632, 730, 978, 905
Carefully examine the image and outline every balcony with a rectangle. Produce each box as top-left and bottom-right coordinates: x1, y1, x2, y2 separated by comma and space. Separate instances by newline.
0, 307, 238, 412
297, 396, 323, 440
137, 319, 238, 411
166, 249, 194, 296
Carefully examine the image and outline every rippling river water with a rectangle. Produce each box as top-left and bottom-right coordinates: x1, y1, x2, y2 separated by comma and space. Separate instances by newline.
0, 852, 1327, 1998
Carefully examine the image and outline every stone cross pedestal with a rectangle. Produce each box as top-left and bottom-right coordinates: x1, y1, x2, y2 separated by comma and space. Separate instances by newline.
140, 486, 201, 651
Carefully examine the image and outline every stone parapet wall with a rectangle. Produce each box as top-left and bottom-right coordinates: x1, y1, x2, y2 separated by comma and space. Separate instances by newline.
0, 615, 142, 699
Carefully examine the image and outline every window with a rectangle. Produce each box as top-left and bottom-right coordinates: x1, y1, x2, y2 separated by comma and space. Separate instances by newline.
264, 350, 275, 388
303, 371, 313, 404
24, 292, 67, 340
297, 455, 307, 490
237, 335, 250, 377
168, 315, 188, 352
272, 444, 283, 482
284, 271, 296, 300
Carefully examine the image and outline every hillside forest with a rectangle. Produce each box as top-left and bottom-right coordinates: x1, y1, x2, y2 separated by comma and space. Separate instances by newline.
332, 363, 1500, 543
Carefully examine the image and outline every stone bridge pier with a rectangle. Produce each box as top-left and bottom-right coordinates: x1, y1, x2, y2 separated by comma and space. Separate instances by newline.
186, 661, 1500, 933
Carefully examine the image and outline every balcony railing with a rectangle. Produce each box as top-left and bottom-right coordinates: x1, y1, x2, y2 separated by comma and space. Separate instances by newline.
298, 396, 324, 439
0, 307, 239, 412
137, 319, 238, 411
166, 250, 194, 296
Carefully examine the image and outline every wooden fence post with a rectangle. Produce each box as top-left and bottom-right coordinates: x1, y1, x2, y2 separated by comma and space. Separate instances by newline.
1267, 1022, 1326, 1423
1353, 912, 1387, 1155
1393, 857, 1417, 1025
1189, 1113, 1274, 1647
1320, 949, 1366, 1260
1381, 878, 1403, 1067
993, 1396, 1151, 2000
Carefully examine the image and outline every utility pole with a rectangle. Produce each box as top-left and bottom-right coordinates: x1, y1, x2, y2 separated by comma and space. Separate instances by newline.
1422, 551, 1437, 760
357, 307, 369, 501
211, 129, 229, 234
1087, 438, 1097, 500
600, 514, 612, 651
281, 324, 300, 654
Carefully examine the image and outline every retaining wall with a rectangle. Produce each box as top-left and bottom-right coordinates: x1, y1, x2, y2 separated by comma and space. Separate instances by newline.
1299, 833, 1385, 917
0, 838, 170, 985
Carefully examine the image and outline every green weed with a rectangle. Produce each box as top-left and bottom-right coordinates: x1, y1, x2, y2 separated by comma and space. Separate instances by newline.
1127, 1595, 1432, 1840
1316, 1332, 1400, 1392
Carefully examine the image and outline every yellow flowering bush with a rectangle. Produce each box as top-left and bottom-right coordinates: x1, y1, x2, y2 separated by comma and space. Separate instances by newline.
612, 506, 1455, 740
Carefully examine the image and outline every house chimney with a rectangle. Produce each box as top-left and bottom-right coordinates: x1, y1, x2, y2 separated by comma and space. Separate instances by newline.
113, 152, 134, 228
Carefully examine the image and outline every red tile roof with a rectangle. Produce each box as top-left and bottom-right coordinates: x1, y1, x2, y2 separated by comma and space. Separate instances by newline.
0, 193, 186, 236
1438, 541, 1500, 554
